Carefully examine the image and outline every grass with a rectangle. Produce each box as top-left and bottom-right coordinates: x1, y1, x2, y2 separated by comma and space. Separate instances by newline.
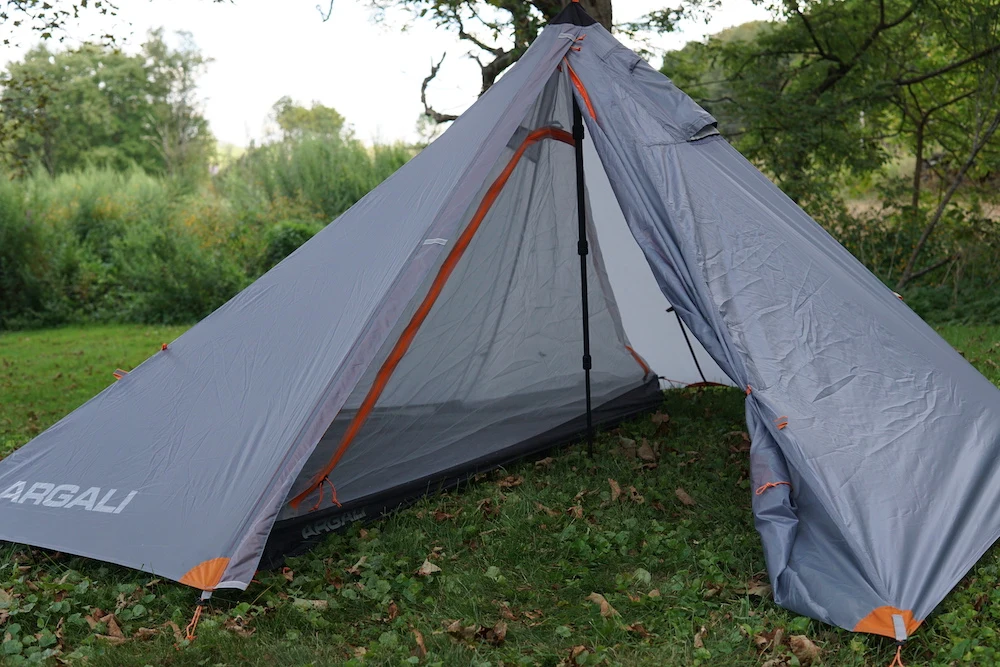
1, 324, 1000, 666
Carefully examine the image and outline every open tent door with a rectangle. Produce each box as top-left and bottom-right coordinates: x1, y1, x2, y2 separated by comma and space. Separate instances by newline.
583, 127, 732, 388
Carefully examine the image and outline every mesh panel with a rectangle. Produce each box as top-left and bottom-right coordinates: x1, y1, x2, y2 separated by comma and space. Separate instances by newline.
280, 72, 646, 518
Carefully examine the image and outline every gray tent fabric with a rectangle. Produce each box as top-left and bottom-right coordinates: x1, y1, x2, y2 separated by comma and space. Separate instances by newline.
559, 15, 1000, 638
2, 2, 1000, 642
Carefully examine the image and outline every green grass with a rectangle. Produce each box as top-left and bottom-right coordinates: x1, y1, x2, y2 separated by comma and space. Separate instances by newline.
2, 324, 1000, 665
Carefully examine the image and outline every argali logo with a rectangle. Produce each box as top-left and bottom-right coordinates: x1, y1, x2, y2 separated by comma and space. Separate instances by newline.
301, 509, 367, 540
0, 481, 137, 514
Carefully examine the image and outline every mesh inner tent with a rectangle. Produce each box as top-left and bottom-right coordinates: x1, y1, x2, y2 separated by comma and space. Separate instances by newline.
280, 71, 650, 519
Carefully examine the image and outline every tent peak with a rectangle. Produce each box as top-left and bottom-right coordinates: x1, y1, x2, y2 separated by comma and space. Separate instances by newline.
549, 2, 596, 26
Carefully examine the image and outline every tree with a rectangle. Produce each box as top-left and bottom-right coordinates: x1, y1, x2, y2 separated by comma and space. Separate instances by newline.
665, 0, 1000, 289
0, 30, 215, 178
366, 0, 716, 123
270, 97, 346, 141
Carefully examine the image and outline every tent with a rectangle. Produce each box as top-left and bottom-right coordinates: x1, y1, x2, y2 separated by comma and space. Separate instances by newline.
3, 1, 1000, 643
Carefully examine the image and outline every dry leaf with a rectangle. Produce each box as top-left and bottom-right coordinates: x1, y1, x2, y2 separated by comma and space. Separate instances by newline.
585, 592, 619, 618
282, 567, 294, 582
105, 614, 124, 639
354, 646, 368, 658
478, 620, 508, 645
628, 486, 645, 504
498, 475, 523, 489
566, 504, 583, 519
744, 580, 772, 597
293, 598, 329, 611
412, 628, 427, 658
417, 559, 442, 576
445, 619, 479, 641
346, 556, 367, 575
648, 589, 661, 598
535, 457, 555, 468
96, 635, 126, 645
761, 658, 790, 667
497, 601, 517, 621
164, 621, 184, 642
535, 502, 561, 517
675, 487, 695, 506
433, 510, 459, 521
627, 623, 651, 638
478, 497, 500, 518
609, 478, 622, 502
133, 627, 158, 641
694, 625, 707, 649
387, 601, 399, 621
223, 616, 256, 638
637, 439, 658, 462
789, 635, 821, 665
651, 411, 670, 433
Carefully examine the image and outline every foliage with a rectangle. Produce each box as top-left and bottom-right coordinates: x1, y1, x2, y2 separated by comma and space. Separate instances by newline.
664, 0, 1000, 289
260, 221, 323, 273
0, 30, 215, 180
2, 324, 1000, 665
270, 96, 346, 142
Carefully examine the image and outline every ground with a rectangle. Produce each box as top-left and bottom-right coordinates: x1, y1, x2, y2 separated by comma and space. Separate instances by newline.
1, 324, 1000, 666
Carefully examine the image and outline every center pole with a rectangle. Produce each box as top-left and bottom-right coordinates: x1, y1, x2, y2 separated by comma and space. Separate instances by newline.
572, 97, 594, 457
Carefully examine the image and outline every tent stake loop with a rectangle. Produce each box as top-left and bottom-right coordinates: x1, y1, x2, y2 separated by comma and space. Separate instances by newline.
572, 96, 594, 458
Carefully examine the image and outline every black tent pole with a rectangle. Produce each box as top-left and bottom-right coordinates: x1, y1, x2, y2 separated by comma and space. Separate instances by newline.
572, 97, 594, 457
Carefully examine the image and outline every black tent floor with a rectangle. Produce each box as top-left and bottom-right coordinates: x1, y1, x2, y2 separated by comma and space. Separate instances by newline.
260, 377, 662, 568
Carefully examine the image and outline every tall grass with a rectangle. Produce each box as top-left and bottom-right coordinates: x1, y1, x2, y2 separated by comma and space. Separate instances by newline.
0, 136, 411, 330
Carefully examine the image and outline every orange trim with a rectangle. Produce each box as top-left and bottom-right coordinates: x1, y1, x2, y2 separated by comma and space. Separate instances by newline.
564, 59, 596, 120
178, 557, 230, 590
289, 126, 576, 510
853, 606, 921, 638
625, 345, 651, 376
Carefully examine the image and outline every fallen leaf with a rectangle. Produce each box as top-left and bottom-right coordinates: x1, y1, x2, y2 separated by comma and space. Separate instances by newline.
637, 439, 658, 462
566, 504, 583, 519
354, 646, 368, 658
163, 621, 184, 642
478, 497, 500, 518
433, 510, 459, 521
144, 578, 162, 588
387, 601, 399, 621
412, 628, 427, 658
282, 567, 294, 582
417, 559, 442, 576
761, 658, 790, 667
694, 625, 707, 649
346, 556, 367, 575
445, 619, 479, 641
96, 635, 127, 645
0, 588, 12, 605
586, 592, 619, 618
359, 528, 370, 539
496, 601, 517, 620
675, 487, 695, 506
498, 474, 523, 489
535, 501, 561, 517
628, 486, 645, 504
478, 620, 508, 645
105, 614, 124, 639
223, 616, 256, 638
648, 589, 661, 598
535, 457, 555, 468
789, 635, 821, 665
651, 411, 670, 433
628, 623, 651, 638
744, 580, 772, 597
609, 478, 622, 502
134, 627, 158, 641
292, 598, 329, 611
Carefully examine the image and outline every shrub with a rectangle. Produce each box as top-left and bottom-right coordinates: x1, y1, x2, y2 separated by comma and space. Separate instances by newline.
260, 221, 322, 273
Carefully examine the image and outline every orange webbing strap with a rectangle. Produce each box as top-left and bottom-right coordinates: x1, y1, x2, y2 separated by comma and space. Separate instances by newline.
563, 59, 596, 120
289, 126, 576, 510
755, 481, 791, 496
184, 600, 205, 641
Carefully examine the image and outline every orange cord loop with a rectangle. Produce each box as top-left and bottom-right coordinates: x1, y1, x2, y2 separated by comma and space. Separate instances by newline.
755, 481, 791, 496
184, 602, 205, 642
745, 385, 752, 395
888, 643, 905, 667
773, 416, 789, 430
310, 476, 342, 512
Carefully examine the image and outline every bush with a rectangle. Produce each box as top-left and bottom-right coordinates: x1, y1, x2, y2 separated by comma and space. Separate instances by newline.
260, 221, 322, 273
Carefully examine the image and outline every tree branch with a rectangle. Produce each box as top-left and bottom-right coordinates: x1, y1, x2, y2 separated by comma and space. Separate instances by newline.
420, 54, 458, 124
906, 253, 959, 283
897, 43, 1000, 86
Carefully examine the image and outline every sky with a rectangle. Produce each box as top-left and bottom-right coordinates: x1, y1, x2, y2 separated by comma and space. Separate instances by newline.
0, 0, 771, 147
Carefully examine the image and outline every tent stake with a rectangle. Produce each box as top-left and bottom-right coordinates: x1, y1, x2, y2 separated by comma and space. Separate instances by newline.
572, 96, 594, 458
